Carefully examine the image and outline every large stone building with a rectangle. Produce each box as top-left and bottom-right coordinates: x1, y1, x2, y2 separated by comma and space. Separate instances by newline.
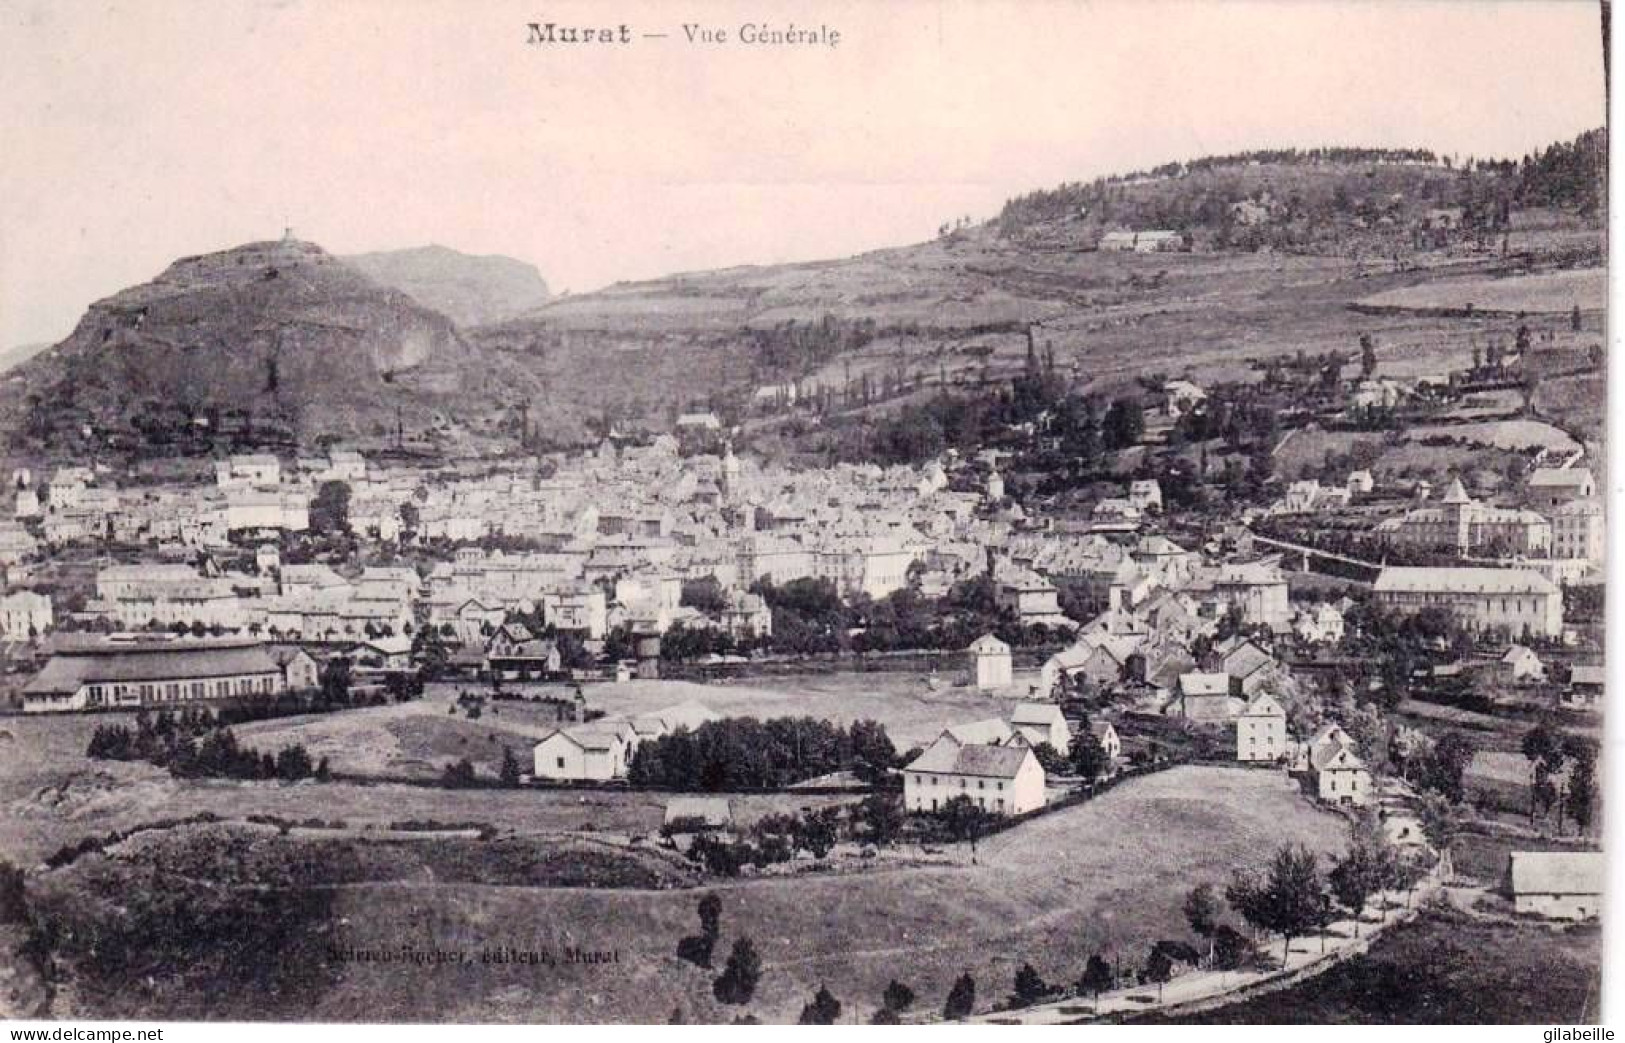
1372, 566, 1564, 638
1376, 478, 1550, 557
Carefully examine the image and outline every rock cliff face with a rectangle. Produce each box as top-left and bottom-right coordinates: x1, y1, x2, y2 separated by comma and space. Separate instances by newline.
344, 244, 551, 328
3, 238, 514, 451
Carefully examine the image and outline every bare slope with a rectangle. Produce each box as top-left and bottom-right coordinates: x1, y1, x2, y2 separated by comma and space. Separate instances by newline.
344, 244, 551, 328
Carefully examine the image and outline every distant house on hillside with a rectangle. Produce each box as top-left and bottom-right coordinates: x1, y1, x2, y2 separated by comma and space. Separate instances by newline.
1099, 230, 1184, 253
676, 412, 722, 432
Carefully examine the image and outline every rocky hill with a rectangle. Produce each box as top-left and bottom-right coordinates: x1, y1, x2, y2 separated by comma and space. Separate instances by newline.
3, 238, 543, 456
344, 244, 551, 328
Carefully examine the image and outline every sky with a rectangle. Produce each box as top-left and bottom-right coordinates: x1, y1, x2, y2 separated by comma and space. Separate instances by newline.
0, 0, 1607, 348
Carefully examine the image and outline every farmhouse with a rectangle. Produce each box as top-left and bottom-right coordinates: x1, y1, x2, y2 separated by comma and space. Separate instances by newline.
967, 632, 1013, 690
22, 637, 285, 713
1372, 566, 1563, 638
1307, 730, 1371, 806
1502, 851, 1603, 920
1009, 701, 1070, 750
903, 741, 1045, 816
1173, 672, 1239, 722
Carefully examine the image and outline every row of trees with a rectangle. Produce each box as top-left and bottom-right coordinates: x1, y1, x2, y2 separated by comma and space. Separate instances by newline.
627, 716, 897, 791
1222, 832, 1434, 966
88, 716, 327, 783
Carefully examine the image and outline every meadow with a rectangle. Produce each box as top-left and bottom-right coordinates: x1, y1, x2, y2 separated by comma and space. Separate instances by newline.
270, 766, 1342, 1023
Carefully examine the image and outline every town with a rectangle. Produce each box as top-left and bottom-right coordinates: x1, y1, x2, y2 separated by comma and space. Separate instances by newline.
0, 11, 1607, 1019
0, 280, 1605, 1021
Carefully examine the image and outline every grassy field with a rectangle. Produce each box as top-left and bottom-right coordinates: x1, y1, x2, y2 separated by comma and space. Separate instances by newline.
279, 766, 1342, 1023
1355, 267, 1604, 315
1403, 419, 1579, 454
0, 710, 855, 866
1150, 913, 1600, 1024
20, 763, 1345, 1023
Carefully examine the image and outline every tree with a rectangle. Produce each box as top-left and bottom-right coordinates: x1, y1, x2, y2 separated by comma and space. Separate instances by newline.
1211, 925, 1253, 971
1359, 333, 1377, 379
1421, 732, 1475, 802
857, 791, 905, 845
849, 719, 897, 784
882, 979, 915, 1014
1328, 843, 1386, 936
441, 757, 477, 788
1417, 792, 1458, 880
799, 985, 842, 1024
1012, 963, 1051, 1006
698, 892, 722, 940
274, 744, 313, 781
1078, 954, 1113, 1000
943, 972, 976, 1019
1572, 303, 1583, 332
1144, 947, 1173, 1002
499, 746, 522, 787
680, 577, 728, 615
713, 937, 762, 1005
1564, 737, 1598, 834
310, 480, 352, 535
939, 795, 993, 858
1227, 845, 1328, 965
1068, 730, 1109, 781
1183, 883, 1220, 965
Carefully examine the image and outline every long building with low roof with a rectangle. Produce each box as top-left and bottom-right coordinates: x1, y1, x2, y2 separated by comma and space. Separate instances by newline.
1372, 565, 1563, 638
21, 637, 285, 713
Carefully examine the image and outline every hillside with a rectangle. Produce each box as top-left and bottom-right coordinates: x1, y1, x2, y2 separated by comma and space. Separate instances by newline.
470, 130, 1604, 448
2, 239, 546, 456
344, 244, 551, 328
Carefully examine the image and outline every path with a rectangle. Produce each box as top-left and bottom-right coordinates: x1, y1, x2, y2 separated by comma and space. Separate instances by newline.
966, 873, 1442, 1024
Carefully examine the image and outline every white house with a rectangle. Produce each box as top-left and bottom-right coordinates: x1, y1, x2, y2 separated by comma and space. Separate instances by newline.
532, 722, 635, 782
1500, 644, 1546, 684
1503, 851, 1603, 920
1310, 739, 1371, 806
968, 633, 1013, 690
1088, 720, 1121, 761
1293, 603, 1345, 645
903, 742, 1045, 816
1128, 479, 1164, 513
0, 590, 52, 640
1236, 691, 1287, 763
1009, 701, 1070, 751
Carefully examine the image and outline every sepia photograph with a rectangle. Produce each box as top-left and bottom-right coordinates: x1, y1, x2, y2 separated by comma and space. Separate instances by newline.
0, 0, 1611, 1029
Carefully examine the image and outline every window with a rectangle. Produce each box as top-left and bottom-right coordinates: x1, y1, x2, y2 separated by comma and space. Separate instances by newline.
556, 757, 565, 769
